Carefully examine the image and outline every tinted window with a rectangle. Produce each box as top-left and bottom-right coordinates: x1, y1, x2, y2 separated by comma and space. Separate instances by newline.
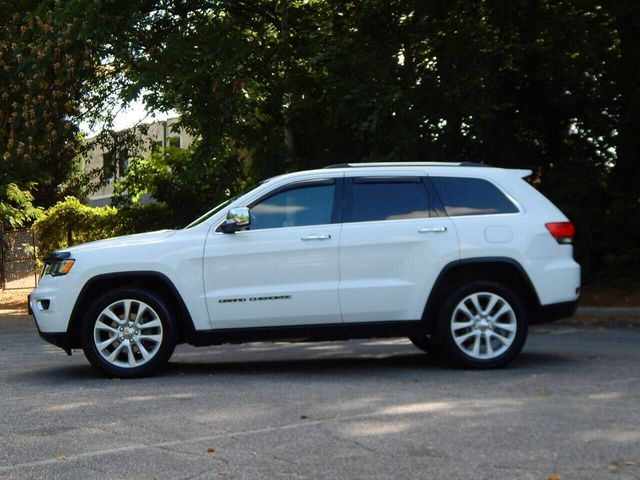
431, 177, 518, 216
347, 178, 429, 222
250, 184, 335, 230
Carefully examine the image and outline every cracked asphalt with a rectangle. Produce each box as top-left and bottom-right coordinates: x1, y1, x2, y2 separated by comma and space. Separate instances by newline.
1, 312, 639, 480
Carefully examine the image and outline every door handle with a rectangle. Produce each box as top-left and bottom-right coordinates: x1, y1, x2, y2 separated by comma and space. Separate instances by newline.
418, 227, 447, 234
301, 234, 332, 241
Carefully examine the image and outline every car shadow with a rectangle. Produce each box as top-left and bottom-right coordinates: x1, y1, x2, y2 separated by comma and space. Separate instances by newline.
13, 347, 576, 383
163, 350, 575, 376
164, 352, 447, 375
511, 351, 575, 368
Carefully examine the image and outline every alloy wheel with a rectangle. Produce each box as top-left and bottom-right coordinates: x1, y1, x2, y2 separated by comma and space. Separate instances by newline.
93, 299, 163, 368
450, 292, 517, 360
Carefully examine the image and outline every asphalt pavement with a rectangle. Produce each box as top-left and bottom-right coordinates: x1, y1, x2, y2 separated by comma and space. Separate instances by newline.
0, 313, 639, 480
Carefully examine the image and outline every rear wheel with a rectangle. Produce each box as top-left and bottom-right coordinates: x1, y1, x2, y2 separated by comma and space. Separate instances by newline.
81, 288, 176, 377
435, 281, 528, 368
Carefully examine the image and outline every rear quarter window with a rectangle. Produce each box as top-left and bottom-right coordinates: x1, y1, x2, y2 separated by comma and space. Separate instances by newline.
430, 176, 518, 216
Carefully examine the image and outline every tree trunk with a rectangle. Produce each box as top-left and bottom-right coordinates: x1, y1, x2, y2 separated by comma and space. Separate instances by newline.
277, 0, 297, 168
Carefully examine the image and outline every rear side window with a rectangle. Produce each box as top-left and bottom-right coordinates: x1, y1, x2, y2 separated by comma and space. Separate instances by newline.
430, 177, 518, 216
346, 177, 429, 222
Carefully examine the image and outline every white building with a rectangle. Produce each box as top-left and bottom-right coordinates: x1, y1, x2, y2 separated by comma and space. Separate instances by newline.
85, 117, 194, 206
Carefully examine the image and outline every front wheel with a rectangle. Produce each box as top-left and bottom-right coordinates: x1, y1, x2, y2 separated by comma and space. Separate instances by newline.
81, 288, 176, 377
435, 281, 528, 368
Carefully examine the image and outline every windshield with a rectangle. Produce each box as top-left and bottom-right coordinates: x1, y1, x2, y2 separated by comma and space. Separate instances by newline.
183, 179, 272, 229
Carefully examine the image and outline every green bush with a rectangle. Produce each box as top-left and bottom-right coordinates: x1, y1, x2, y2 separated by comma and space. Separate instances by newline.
33, 197, 174, 256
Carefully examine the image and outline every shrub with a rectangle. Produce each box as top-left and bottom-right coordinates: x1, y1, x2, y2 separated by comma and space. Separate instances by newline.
33, 197, 174, 256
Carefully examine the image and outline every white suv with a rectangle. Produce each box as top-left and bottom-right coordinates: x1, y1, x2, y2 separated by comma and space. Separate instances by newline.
29, 163, 580, 377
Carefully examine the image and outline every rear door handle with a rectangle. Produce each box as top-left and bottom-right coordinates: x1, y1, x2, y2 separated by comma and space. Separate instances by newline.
301, 234, 332, 241
418, 227, 447, 234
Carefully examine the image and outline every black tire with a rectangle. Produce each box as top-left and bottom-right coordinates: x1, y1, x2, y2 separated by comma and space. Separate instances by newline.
81, 287, 176, 378
435, 281, 528, 369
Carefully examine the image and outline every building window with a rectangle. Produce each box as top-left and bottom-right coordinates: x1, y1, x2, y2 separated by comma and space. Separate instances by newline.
117, 149, 129, 177
167, 136, 181, 148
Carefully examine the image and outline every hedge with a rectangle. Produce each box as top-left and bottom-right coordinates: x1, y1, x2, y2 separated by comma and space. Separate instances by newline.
33, 197, 174, 256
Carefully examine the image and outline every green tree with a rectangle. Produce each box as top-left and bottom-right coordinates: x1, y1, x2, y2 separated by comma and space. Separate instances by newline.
4, 0, 639, 282
112, 146, 241, 224
1, 0, 158, 207
1, 2, 92, 206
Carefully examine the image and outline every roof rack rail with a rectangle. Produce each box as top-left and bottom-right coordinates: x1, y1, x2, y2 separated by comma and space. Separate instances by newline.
459, 161, 492, 168
323, 163, 351, 169
323, 162, 492, 169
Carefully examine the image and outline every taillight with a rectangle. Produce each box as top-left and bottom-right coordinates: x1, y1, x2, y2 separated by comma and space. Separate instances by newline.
545, 222, 575, 244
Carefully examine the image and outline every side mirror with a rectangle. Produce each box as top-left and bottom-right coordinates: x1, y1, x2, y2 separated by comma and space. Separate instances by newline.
221, 207, 251, 233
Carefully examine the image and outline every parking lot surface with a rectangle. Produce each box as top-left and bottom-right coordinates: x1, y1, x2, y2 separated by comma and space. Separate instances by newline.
1, 312, 639, 479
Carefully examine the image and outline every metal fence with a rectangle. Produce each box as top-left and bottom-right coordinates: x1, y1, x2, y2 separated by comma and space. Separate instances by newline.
0, 223, 38, 290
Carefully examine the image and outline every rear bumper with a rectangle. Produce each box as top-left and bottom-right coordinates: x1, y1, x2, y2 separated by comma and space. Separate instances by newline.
533, 299, 579, 324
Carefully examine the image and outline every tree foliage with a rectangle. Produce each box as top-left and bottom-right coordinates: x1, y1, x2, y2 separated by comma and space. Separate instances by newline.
0, 0, 159, 206
3, 1, 640, 282
0, 183, 42, 228
112, 146, 237, 223
1, 1, 92, 206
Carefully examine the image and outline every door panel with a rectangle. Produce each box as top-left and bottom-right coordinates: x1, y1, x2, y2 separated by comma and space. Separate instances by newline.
204, 225, 342, 328
339, 174, 459, 323
339, 218, 458, 322
203, 177, 344, 329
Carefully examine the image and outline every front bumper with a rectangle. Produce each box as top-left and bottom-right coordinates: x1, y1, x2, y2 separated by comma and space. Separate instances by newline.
38, 331, 73, 356
29, 293, 73, 355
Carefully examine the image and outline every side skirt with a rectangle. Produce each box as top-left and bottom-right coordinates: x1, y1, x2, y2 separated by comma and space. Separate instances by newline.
187, 321, 422, 347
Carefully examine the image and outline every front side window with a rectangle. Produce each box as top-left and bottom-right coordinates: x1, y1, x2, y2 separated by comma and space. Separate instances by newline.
346, 177, 429, 223
430, 176, 519, 216
250, 183, 335, 230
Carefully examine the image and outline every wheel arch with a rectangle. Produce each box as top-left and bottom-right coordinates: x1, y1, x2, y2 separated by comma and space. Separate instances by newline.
422, 257, 540, 330
66, 271, 195, 349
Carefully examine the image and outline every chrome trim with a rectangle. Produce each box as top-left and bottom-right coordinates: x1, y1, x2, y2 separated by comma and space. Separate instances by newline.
418, 227, 447, 233
226, 207, 250, 227
301, 234, 332, 241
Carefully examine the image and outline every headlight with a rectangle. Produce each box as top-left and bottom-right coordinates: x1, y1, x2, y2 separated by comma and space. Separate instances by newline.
42, 252, 75, 277
46, 259, 75, 276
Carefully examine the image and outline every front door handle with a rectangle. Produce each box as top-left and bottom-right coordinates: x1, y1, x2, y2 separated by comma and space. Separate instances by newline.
418, 227, 447, 234
301, 234, 332, 241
